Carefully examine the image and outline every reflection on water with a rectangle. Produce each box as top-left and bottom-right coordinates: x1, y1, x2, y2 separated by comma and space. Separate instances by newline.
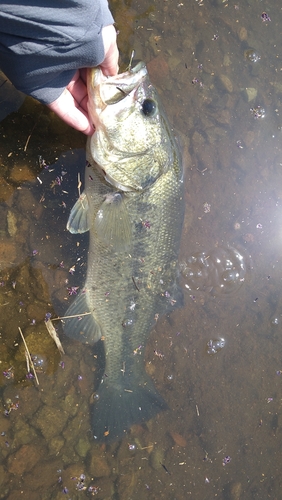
1, 0, 282, 498
180, 245, 247, 295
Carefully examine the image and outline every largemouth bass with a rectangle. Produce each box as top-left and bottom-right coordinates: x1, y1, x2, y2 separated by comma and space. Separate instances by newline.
63, 62, 184, 441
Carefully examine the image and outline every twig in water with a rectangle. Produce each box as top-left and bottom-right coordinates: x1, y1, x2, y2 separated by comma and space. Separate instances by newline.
77, 173, 82, 197
18, 327, 39, 385
45, 318, 65, 355
23, 111, 42, 151
52, 311, 92, 321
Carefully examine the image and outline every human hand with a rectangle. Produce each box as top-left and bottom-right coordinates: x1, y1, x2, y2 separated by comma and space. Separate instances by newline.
47, 25, 119, 135
47, 68, 93, 135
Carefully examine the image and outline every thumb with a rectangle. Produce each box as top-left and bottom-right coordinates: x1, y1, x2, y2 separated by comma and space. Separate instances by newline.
100, 25, 119, 76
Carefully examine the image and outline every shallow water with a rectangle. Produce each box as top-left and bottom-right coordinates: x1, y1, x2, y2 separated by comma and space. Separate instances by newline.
1, 0, 282, 499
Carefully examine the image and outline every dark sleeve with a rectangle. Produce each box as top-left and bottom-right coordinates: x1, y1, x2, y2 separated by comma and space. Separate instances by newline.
0, 0, 114, 104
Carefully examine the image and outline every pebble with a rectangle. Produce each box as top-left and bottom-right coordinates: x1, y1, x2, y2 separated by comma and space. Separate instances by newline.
0, 240, 17, 269
238, 27, 247, 41
75, 438, 91, 458
12, 417, 38, 445
170, 430, 187, 447
15, 328, 60, 376
9, 162, 35, 183
22, 458, 62, 492
0, 177, 13, 202
7, 443, 45, 475
49, 436, 65, 455
230, 481, 242, 500
245, 87, 257, 102
34, 406, 69, 440
6, 210, 17, 237
15, 386, 41, 418
147, 55, 169, 85
0, 465, 7, 487
16, 187, 41, 216
149, 445, 165, 471
219, 74, 233, 93
89, 453, 111, 477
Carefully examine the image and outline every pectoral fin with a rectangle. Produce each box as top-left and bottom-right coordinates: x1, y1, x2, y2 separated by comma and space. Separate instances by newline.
67, 192, 91, 234
94, 192, 131, 252
63, 290, 102, 345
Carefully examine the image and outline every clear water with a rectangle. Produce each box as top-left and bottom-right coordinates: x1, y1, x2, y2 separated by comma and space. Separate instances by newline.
1, 0, 282, 498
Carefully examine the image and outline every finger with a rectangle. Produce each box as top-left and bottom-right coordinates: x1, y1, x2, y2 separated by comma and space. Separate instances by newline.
101, 25, 119, 76
66, 70, 88, 114
79, 68, 88, 85
48, 89, 94, 135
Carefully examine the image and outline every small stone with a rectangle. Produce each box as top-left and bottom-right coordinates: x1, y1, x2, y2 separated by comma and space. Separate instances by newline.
245, 87, 257, 102
243, 131, 255, 147
0, 239, 17, 268
219, 74, 233, 93
147, 55, 169, 85
89, 453, 111, 477
13, 417, 38, 445
223, 54, 231, 67
0, 465, 7, 487
61, 394, 79, 418
7, 444, 45, 475
22, 458, 62, 491
15, 328, 60, 375
238, 26, 247, 41
26, 303, 47, 322
167, 56, 181, 71
170, 430, 187, 447
49, 436, 65, 455
61, 464, 89, 494
9, 162, 35, 183
35, 406, 69, 440
272, 82, 282, 93
0, 177, 14, 202
17, 187, 40, 215
118, 472, 138, 498
192, 130, 205, 149
75, 438, 91, 458
92, 477, 114, 498
17, 386, 41, 418
230, 481, 242, 500
7, 210, 17, 237
149, 445, 165, 471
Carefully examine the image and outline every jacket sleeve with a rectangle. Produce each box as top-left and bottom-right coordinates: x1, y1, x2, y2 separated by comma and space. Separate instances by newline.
0, 0, 114, 104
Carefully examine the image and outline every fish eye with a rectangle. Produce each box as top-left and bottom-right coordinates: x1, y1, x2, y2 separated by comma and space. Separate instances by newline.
141, 98, 157, 117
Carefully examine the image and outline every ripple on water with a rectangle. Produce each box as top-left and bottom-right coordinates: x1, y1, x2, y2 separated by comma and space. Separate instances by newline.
181, 245, 247, 295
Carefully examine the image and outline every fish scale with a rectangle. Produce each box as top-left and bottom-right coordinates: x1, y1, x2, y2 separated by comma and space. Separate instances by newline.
63, 62, 184, 441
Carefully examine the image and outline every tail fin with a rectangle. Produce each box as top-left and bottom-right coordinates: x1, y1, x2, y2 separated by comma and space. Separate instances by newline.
91, 375, 168, 442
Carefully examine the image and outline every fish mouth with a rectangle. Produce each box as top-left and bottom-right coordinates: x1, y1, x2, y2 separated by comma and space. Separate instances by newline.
88, 62, 148, 109
102, 62, 148, 105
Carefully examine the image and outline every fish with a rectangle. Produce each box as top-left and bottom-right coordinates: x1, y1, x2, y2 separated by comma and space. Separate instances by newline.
63, 61, 184, 441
